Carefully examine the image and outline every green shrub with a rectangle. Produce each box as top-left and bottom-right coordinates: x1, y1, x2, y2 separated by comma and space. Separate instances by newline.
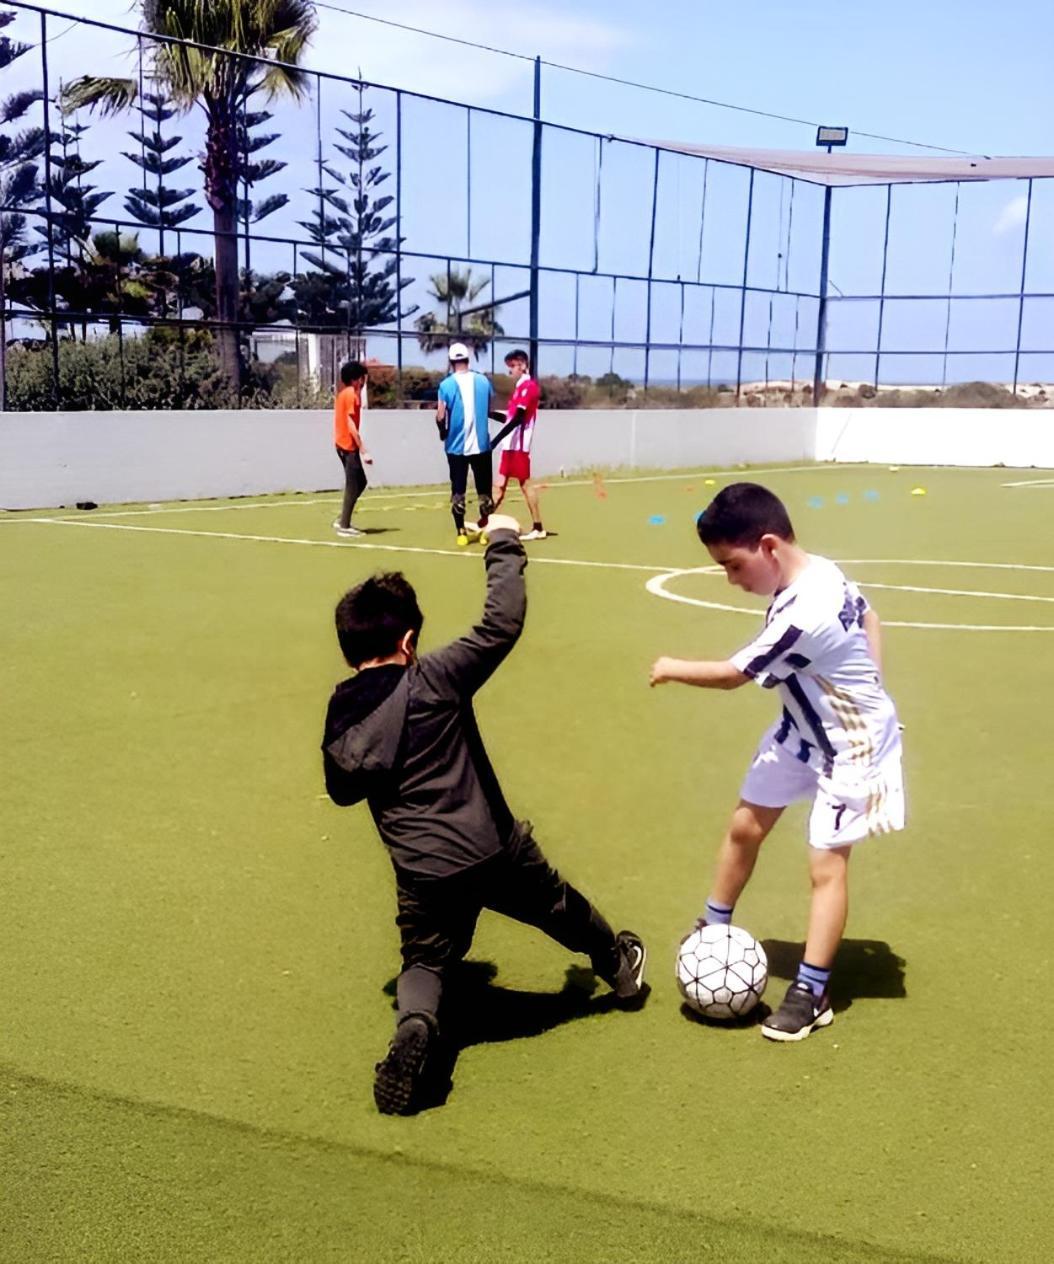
4, 332, 236, 411
537, 374, 586, 409
938, 381, 1017, 408
593, 371, 633, 404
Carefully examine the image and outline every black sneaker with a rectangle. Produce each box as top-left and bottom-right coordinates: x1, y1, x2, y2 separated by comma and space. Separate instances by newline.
761, 981, 834, 1043
373, 1014, 434, 1114
600, 930, 646, 1003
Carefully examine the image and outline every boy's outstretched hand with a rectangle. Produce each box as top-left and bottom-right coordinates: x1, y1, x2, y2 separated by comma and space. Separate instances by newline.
486, 513, 521, 536
650, 656, 675, 687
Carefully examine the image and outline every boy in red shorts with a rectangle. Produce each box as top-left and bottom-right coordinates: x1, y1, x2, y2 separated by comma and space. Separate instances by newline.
491, 349, 546, 540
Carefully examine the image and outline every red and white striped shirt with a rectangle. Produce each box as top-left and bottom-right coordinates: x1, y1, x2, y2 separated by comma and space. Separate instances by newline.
502, 374, 541, 454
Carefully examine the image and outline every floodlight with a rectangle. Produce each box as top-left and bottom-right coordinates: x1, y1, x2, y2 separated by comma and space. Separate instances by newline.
816, 126, 849, 148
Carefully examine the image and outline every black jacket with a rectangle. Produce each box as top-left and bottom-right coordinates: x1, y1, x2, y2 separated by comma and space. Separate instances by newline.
322, 530, 527, 879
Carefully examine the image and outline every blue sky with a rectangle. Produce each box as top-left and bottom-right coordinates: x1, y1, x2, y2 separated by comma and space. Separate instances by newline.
6, 0, 1054, 383
28, 0, 1051, 153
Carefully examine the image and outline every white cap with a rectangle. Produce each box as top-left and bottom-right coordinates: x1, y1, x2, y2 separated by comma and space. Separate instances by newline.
448, 342, 470, 362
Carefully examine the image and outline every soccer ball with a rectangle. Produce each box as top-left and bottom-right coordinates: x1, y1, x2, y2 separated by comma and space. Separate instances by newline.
676, 923, 768, 1020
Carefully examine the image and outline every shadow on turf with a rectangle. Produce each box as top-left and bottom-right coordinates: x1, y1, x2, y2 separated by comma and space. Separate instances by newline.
382, 960, 647, 1111
680, 1000, 771, 1029
762, 938, 907, 1014
677, 939, 905, 1030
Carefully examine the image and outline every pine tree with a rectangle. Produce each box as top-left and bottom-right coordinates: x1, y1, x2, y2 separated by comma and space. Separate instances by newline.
294, 80, 415, 336
123, 91, 200, 255
35, 99, 112, 264
235, 106, 288, 274
0, 10, 44, 269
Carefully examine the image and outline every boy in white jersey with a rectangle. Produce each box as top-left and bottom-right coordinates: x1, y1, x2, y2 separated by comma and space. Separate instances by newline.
650, 483, 904, 1042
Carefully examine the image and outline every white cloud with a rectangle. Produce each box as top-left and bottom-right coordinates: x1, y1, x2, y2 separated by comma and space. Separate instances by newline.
994, 193, 1029, 236
309, 0, 635, 109
28, 0, 634, 115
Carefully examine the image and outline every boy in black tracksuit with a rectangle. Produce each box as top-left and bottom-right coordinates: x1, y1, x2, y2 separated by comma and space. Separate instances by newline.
322, 513, 646, 1114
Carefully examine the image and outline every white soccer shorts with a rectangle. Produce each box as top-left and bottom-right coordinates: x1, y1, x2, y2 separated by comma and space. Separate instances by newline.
740, 724, 905, 849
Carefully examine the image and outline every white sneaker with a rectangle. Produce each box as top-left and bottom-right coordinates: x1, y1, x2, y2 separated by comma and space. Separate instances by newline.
334, 524, 364, 537
519, 528, 548, 541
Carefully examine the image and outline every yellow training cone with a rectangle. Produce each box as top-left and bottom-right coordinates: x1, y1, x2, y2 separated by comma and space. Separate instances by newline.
910, 487, 927, 496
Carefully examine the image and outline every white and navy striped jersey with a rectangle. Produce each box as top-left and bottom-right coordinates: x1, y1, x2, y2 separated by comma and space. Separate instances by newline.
729, 555, 900, 782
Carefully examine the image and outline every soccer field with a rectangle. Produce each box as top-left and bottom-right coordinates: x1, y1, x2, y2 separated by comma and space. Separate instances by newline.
2, 462, 1052, 1263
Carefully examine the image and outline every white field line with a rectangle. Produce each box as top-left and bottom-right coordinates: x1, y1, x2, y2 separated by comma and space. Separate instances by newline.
19, 517, 671, 573
0, 462, 877, 522
836, 558, 1054, 575
11, 516, 1054, 632
5, 461, 1051, 524
858, 582, 1054, 605
647, 564, 1054, 633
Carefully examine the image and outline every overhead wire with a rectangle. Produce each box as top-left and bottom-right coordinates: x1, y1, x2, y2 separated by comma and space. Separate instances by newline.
313, 1, 979, 156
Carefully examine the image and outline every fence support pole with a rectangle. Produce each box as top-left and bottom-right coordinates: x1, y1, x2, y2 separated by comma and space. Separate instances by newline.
1013, 178, 1034, 396
735, 168, 755, 402
643, 147, 660, 394
528, 56, 542, 375
39, 12, 60, 408
395, 90, 403, 402
812, 181, 833, 407
874, 184, 892, 389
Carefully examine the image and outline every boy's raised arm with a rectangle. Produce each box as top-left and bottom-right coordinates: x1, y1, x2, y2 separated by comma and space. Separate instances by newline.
420, 516, 526, 694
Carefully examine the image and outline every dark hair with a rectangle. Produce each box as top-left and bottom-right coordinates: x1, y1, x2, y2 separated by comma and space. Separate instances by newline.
335, 572, 423, 667
340, 360, 366, 386
504, 348, 529, 366
695, 482, 795, 548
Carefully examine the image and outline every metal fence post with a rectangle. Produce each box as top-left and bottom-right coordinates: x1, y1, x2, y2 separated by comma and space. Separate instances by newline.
1013, 178, 1034, 395
395, 90, 404, 402
812, 180, 833, 407
874, 184, 892, 388
528, 56, 542, 376
39, 13, 60, 408
735, 168, 755, 401
643, 147, 660, 394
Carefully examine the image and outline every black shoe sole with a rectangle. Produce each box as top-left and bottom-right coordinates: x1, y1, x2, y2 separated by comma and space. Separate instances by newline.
613, 932, 647, 1003
374, 1019, 431, 1115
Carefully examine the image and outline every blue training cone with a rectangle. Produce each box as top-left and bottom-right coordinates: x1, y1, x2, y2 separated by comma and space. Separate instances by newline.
649, 514, 666, 525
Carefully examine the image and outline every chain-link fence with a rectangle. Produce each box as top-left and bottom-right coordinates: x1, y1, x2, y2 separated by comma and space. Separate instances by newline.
1, 1, 1052, 410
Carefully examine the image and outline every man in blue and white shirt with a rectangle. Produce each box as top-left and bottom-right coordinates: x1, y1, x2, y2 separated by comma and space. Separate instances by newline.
436, 342, 495, 542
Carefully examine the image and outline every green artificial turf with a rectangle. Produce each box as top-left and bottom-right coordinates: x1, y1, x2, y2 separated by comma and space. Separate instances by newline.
2, 462, 1052, 1262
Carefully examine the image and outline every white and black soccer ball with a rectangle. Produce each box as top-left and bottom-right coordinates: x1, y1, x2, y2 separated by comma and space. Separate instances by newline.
676, 923, 768, 1020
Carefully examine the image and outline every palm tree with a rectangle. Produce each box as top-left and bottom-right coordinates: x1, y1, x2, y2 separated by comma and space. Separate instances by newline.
415, 266, 503, 359
63, 0, 316, 391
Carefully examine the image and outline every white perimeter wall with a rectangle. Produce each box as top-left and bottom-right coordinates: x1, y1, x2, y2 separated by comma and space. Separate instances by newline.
0, 406, 1050, 510
815, 408, 1054, 468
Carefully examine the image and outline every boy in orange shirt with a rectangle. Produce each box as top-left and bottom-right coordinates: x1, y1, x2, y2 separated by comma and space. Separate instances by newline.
333, 361, 372, 537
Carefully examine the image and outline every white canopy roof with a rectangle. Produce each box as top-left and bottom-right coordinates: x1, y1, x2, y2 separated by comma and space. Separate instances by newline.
636, 141, 1054, 187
